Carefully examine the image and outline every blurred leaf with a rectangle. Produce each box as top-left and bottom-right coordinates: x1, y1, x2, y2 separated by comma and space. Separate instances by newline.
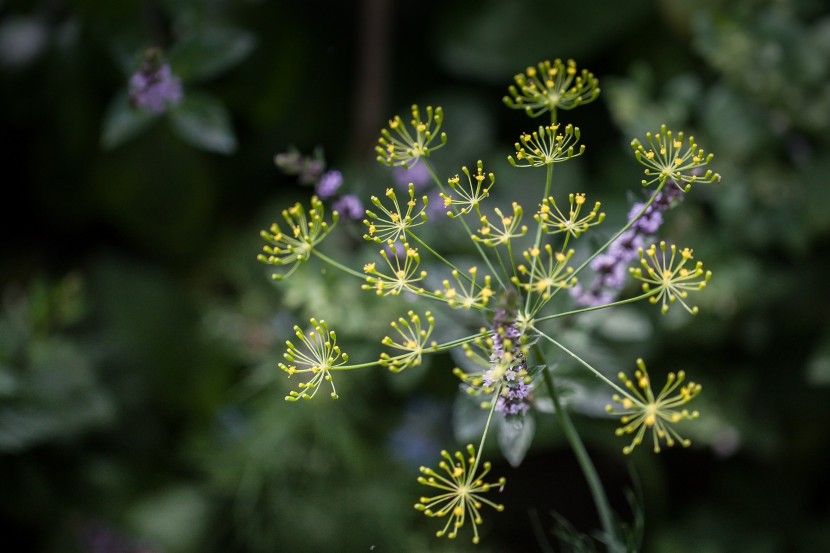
126, 486, 210, 553
591, 307, 653, 342
498, 415, 535, 467
0, 339, 113, 452
452, 391, 488, 444
169, 27, 256, 83
169, 92, 237, 154
100, 90, 159, 150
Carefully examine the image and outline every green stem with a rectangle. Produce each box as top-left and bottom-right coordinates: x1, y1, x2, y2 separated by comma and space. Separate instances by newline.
534, 291, 656, 323
524, 163, 554, 314
533, 327, 630, 398
471, 385, 502, 473
406, 230, 471, 282
422, 160, 507, 289
570, 181, 665, 282
312, 250, 367, 279
537, 345, 624, 552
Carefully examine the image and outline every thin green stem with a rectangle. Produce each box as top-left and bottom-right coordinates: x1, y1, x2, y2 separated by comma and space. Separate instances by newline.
569, 181, 665, 283
536, 344, 624, 553
312, 250, 367, 279
333, 330, 491, 372
533, 327, 630, 399
506, 239, 518, 282
332, 361, 385, 371
406, 229, 471, 281
524, 163, 554, 314
422, 160, 507, 289
494, 247, 511, 282
471, 384, 502, 473
534, 291, 656, 323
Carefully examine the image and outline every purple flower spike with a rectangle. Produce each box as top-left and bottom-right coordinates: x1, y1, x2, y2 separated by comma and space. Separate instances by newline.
488, 308, 532, 417
608, 230, 644, 260
332, 194, 364, 220
129, 58, 183, 114
392, 163, 431, 190
316, 170, 343, 199
572, 186, 685, 308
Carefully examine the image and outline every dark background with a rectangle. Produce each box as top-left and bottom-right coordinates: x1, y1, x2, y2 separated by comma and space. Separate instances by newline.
2, 0, 830, 551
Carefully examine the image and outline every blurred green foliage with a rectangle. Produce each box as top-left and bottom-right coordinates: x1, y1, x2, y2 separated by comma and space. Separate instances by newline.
2, 0, 829, 552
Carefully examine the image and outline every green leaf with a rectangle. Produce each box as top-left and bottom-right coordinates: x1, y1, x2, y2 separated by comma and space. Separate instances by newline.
168, 27, 256, 83
0, 339, 113, 452
168, 92, 237, 154
452, 391, 487, 444
126, 486, 210, 553
498, 415, 535, 467
100, 90, 159, 150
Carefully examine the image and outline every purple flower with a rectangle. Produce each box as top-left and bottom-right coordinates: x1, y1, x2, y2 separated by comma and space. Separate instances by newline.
629, 202, 664, 234
129, 61, 183, 114
332, 194, 364, 220
488, 308, 532, 418
571, 187, 685, 308
570, 284, 615, 308
590, 254, 628, 288
425, 190, 446, 219
383, 240, 407, 259
497, 380, 531, 416
392, 163, 431, 190
315, 170, 343, 199
607, 230, 644, 261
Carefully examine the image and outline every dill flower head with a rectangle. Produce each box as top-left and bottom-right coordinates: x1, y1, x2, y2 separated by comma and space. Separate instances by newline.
606, 358, 702, 454
629, 241, 712, 314
432, 266, 494, 311
514, 245, 577, 301
503, 58, 600, 117
415, 444, 506, 544
440, 160, 494, 217
258, 196, 338, 280
379, 310, 438, 372
362, 242, 427, 296
536, 193, 605, 238
631, 125, 721, 190
279, 319, 349, 401
376, 104, 447, 168
472, 202, 528, 247
363, 184, 429, 244
508, 124, 585, 167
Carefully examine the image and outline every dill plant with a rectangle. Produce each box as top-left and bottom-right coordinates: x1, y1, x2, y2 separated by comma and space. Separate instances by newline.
259, 58, 721, 550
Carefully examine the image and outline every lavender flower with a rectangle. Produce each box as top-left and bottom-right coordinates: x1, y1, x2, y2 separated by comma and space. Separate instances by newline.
129, 52, 183, 114
485, 308, 531, 417
332, 194, 364, 220
424, 189, 446, 219
571, 186, 684, 307
392, 163, 431, 190
315, 170, 343, 199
